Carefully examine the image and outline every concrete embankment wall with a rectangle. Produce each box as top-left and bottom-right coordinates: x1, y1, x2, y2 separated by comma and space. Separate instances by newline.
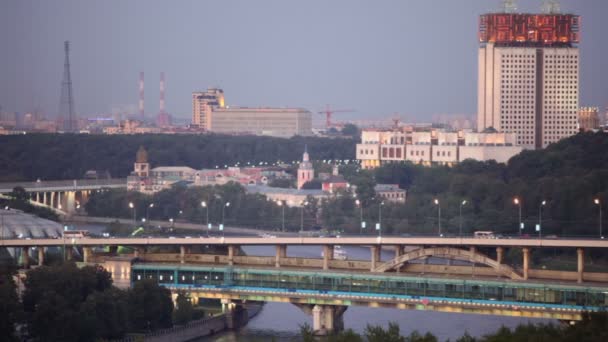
117, 302, 264, 342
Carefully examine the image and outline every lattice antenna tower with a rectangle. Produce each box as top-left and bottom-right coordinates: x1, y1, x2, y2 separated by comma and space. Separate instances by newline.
58, 41, 76, 132
541, 0, 561, 14
501, 0, 517, 13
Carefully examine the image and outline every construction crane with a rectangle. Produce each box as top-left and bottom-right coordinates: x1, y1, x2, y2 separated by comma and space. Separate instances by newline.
318, 105, 355, 129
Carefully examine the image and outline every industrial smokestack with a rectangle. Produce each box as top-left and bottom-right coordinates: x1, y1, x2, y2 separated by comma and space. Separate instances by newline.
160, 72, 165, 114
139, 72, 145, 118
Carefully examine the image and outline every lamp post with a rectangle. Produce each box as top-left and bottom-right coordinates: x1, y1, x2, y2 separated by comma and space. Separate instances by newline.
146, 203, 154, 223
1, 206, 9, 241
277, 200, 285, 232
537, 200, 546, 239
377, 201, 384, 237
300, 201, 308, 233
459, 200, 467, 237
434, 199, 441, 236
594, 199, 603, 239
514, 197, 522, 236
129, 202, 136, 228
221, 202, 230, 236
201, 201, 209, 237
355, 199, 364, 235
169, 218, 174, 230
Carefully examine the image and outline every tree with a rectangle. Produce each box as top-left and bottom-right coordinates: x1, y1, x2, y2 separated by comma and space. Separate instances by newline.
302, 179, 322, 189
128, 279, 174, 332
268, 178, 294, 189
341, 123, 361, 139
8, 186, 28, 204
365, 322, 406, 342
22, 263, 119, 342
0, 269, 19, 342
173, 291, 194, 325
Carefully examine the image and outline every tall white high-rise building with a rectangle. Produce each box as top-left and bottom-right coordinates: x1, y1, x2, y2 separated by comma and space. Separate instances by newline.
477, 9, 580, 149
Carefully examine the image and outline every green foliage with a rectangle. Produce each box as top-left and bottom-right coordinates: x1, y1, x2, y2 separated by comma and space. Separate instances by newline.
22, 263, 117, 341
302, 179, 322, 189
127, 279, 174, 332
299, 322, 315, 342
0, 268, 20, 342
173, 291, 194, 325
268, 178, 295, 189
0, 134, 356, 181
365, 322, 406, 342
87, 183, 319, 232
341, 124, 361, 140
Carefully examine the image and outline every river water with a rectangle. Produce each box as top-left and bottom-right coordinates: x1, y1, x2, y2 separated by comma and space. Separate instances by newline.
199, 245, 549, 341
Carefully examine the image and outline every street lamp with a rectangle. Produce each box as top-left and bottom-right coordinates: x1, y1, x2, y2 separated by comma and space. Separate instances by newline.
300, 201, 309, 233
129, 202, 136, 227
221, 202, 230, 236
355, 199, 365, 235
146, 203, 154, 223
1, 206, 9, 241
277, 200, 285, 232
514, 197, 522, 236
459, 200, 467, 237
201, 201, 210, 237
377, 201, 384, 237
434, 199, 441, 236
594, 199, 603, 239
169, 218, 174, 230
537, 200, 546, 239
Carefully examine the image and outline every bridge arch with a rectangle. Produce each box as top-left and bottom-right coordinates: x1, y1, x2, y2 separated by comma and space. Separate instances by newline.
374, 246, 523, 280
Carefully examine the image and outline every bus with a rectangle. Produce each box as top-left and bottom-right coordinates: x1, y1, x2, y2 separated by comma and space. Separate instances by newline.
62, 230, 89, 239
473, 231, 495, 239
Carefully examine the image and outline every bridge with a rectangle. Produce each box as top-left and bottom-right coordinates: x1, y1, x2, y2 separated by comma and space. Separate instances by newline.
130, 263, 608, 332
4, 235, 608, 334
0, 178, 126, 215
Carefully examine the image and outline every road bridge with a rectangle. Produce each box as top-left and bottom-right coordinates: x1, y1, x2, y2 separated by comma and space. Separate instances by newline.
0, 178, 126, 215
4, 236, 608, 284
131, 263, 608, 334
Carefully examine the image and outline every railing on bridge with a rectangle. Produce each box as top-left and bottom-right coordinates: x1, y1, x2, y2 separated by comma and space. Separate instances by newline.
0, 178, 127, 192
132, 264, 608, 312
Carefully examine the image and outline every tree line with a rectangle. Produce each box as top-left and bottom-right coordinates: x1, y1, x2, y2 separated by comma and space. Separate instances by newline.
0, 133, 356, 182
0, 262, 205, 341
300, 315, 608, 342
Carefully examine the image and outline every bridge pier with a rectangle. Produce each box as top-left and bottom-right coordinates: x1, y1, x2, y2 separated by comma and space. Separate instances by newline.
523, 247, 530, 280
275, 245, 286, 268
180, 246, 190, 264
496, 247, 504, 264
50, 192, 55, 208
577, 248, 584, 283
370, 245, 381, 271
310, 305, 346, 335
22, 247, 30, 269
83, 247, 92, 263
42, 192, 47, 205
222, 299, 249, 330
323, 245, 333, 270
108, 246, 118, 255
66, 246, 73, 261
228, 245, 238, 266
37, 247, 45, 266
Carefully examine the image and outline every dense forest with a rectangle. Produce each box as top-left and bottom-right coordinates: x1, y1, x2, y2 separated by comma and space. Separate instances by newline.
0, 133, 356, 181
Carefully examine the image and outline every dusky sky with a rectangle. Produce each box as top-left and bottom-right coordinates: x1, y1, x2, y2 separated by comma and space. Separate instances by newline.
1, 0, 606, 124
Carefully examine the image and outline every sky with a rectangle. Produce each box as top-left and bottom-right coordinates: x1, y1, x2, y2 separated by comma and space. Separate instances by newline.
1, 0, 606, 124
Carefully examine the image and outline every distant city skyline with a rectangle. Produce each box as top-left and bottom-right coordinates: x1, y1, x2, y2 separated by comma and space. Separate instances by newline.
1, 0, 606, 124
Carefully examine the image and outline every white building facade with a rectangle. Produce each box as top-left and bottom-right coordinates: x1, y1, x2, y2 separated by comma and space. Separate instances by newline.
356, 128, 522, 169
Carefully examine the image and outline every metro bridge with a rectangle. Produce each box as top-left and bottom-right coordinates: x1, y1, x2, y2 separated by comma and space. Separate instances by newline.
4, 235, 608, 333
132, 263, 608, 333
